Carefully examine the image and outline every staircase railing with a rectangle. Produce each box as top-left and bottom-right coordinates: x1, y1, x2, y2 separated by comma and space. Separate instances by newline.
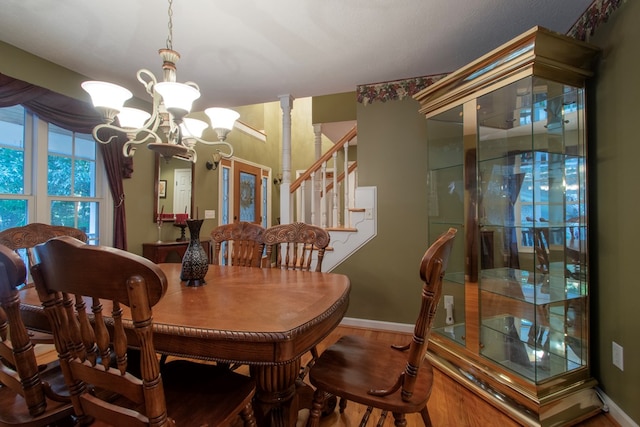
290, 125, 358, 228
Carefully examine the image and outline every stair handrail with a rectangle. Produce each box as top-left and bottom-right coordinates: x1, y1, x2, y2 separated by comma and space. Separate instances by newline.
323, 161, 358, 197
290, 125, 357, 193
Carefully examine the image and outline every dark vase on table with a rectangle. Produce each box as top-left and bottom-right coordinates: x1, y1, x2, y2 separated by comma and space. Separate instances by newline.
180, 219, 209, 286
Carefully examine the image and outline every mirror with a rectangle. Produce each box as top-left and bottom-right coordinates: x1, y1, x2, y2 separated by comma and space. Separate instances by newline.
153, 153, 195, 222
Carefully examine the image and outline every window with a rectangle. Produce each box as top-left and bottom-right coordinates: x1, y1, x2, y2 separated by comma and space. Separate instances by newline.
0, 105, 112, 245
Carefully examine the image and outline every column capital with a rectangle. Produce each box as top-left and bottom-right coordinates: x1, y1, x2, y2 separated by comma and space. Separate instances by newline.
278, 94, 294, 111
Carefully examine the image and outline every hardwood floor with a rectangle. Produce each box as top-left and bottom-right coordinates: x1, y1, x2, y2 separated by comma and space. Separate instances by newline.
38, 325, 619, 426
294, 325, 620, 427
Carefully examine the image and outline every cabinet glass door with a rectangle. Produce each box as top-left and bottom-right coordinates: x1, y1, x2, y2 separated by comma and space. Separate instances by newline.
477, 77, 588, 382
427, 105, 466, 346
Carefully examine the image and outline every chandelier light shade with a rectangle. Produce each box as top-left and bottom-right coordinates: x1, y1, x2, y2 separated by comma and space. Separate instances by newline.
181, 118, 208, 138
205, 108, 241, 142
82, 81, 133, 123
117, 107, 151, 129
154, 82, 200, 117
82, 0, 238, 163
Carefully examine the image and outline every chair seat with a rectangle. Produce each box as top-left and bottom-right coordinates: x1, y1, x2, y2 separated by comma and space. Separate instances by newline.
102, 360, 255, 426
161, 360, 255, 425
0, 391, 74, 427
0, 361, 74, 427
309, 335, 434, 414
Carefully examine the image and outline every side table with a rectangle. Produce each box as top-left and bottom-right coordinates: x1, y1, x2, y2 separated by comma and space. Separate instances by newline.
142, 240, 212, 264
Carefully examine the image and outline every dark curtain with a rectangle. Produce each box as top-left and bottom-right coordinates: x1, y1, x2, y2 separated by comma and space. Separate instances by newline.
0, 73, 131, 250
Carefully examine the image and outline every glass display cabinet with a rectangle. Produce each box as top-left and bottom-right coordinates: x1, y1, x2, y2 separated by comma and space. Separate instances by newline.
415, 27, 600, 426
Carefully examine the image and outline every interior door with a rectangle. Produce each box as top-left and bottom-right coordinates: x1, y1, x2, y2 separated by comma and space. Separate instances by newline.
233, 161, 262, 223
173, 168, 192, 217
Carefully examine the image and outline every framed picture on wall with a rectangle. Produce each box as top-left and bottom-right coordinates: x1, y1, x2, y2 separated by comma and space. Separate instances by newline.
159, 180, 167, 199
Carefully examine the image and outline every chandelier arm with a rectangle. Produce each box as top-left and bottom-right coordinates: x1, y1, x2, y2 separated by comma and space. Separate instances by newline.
186, 147, 197, 163
122, 140, 137, 158
137, 69, 158, 96
91, 124, 120, 145
121, 127, 163, 158
128, 128, 161, 145
187, 136, 234, 159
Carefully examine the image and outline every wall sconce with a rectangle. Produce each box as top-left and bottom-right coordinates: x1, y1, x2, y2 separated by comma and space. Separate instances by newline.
206, 151, 222, 171
273, 174, 283, 185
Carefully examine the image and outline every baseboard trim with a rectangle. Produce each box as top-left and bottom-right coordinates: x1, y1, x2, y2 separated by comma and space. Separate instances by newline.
340, 317, 414, 333
596, 387, 638, 427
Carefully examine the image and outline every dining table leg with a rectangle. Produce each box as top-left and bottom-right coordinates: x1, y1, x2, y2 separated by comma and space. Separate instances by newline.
250, 359, 301, 427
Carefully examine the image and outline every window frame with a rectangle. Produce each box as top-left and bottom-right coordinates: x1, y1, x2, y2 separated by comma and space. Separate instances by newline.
0, 106, 113, 245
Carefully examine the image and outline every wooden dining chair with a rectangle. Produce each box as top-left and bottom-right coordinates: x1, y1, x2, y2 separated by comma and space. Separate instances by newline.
0, 223, 88, 271
0, 244, 75, 427
31, 236, 257, 427
306, 228, 457, 427
210, 221, 266, 267
263, 222, 330, 272
262, 222, 331, 409
0, 223, 89, 348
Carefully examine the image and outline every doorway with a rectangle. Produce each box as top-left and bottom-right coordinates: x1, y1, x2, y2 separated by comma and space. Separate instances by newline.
173, 168, 192, 216
218, 158, 270, 228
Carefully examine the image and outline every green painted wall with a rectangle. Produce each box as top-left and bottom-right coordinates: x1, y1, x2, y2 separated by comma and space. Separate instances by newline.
312, 92, 357, 123
333, 98, 429, 323
588, 1, 640, 423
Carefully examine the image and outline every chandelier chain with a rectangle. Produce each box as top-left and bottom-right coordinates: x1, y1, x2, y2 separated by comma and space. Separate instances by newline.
166, 0, 174, 50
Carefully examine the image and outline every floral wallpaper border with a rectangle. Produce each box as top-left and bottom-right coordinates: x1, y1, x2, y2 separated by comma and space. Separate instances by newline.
567, 0, 624, 41
356, 73, 448, 106
357, 0, 625, 105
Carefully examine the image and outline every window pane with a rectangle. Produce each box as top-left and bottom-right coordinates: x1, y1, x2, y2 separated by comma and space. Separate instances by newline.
48, 124, 73, 156
0, 106, 25, 195
74, 159, 95, 197
50, 200, 76, 227
0, 199, 28, 230
0, 105, 25, 148
0, 147, 25, 195
239, 171, 257, 222
75, 133, 96, 160
48, 155, 72, 196
50, 200, 99, 244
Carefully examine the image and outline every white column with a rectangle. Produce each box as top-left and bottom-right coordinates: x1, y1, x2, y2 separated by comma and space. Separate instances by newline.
279, 94, 294, 225
312, 123, 323, 225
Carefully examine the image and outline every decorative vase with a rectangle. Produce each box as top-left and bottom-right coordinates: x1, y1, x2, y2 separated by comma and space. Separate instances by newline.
180, 219, 208, 286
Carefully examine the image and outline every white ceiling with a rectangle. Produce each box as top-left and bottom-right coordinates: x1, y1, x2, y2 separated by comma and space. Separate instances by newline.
0, 0, 593, 109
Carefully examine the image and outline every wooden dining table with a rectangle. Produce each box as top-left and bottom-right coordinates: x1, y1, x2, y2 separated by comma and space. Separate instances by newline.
19, 263, 351, 427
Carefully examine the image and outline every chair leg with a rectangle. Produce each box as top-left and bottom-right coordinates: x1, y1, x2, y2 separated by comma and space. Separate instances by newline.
240, 402, 257, 427
307, 388, 327, 427
391, 412, 408, 427
420, 406, 433, 427
339, 396, 348, 413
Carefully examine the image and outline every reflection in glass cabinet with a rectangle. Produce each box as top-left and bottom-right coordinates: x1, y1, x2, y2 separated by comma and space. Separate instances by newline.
416, 27, 599, 426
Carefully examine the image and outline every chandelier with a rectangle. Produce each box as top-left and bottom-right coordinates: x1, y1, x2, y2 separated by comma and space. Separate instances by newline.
82, 0, 238, 163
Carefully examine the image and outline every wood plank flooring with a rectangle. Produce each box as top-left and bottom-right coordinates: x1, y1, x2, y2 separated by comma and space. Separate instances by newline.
294, 325, 619, 427
39, 325, 619, 426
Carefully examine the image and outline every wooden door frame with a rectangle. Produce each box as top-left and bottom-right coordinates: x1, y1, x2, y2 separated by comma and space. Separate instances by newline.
217, 157, 271, 227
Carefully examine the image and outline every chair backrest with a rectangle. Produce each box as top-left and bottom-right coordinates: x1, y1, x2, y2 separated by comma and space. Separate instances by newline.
533, 228, 550, 275
0, 243, 49, 416
263, 222, 330, 272
31, 236, 171, 427
402, 228, 456, 401
210, 221, 265, 267
0, 223, 88, 270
